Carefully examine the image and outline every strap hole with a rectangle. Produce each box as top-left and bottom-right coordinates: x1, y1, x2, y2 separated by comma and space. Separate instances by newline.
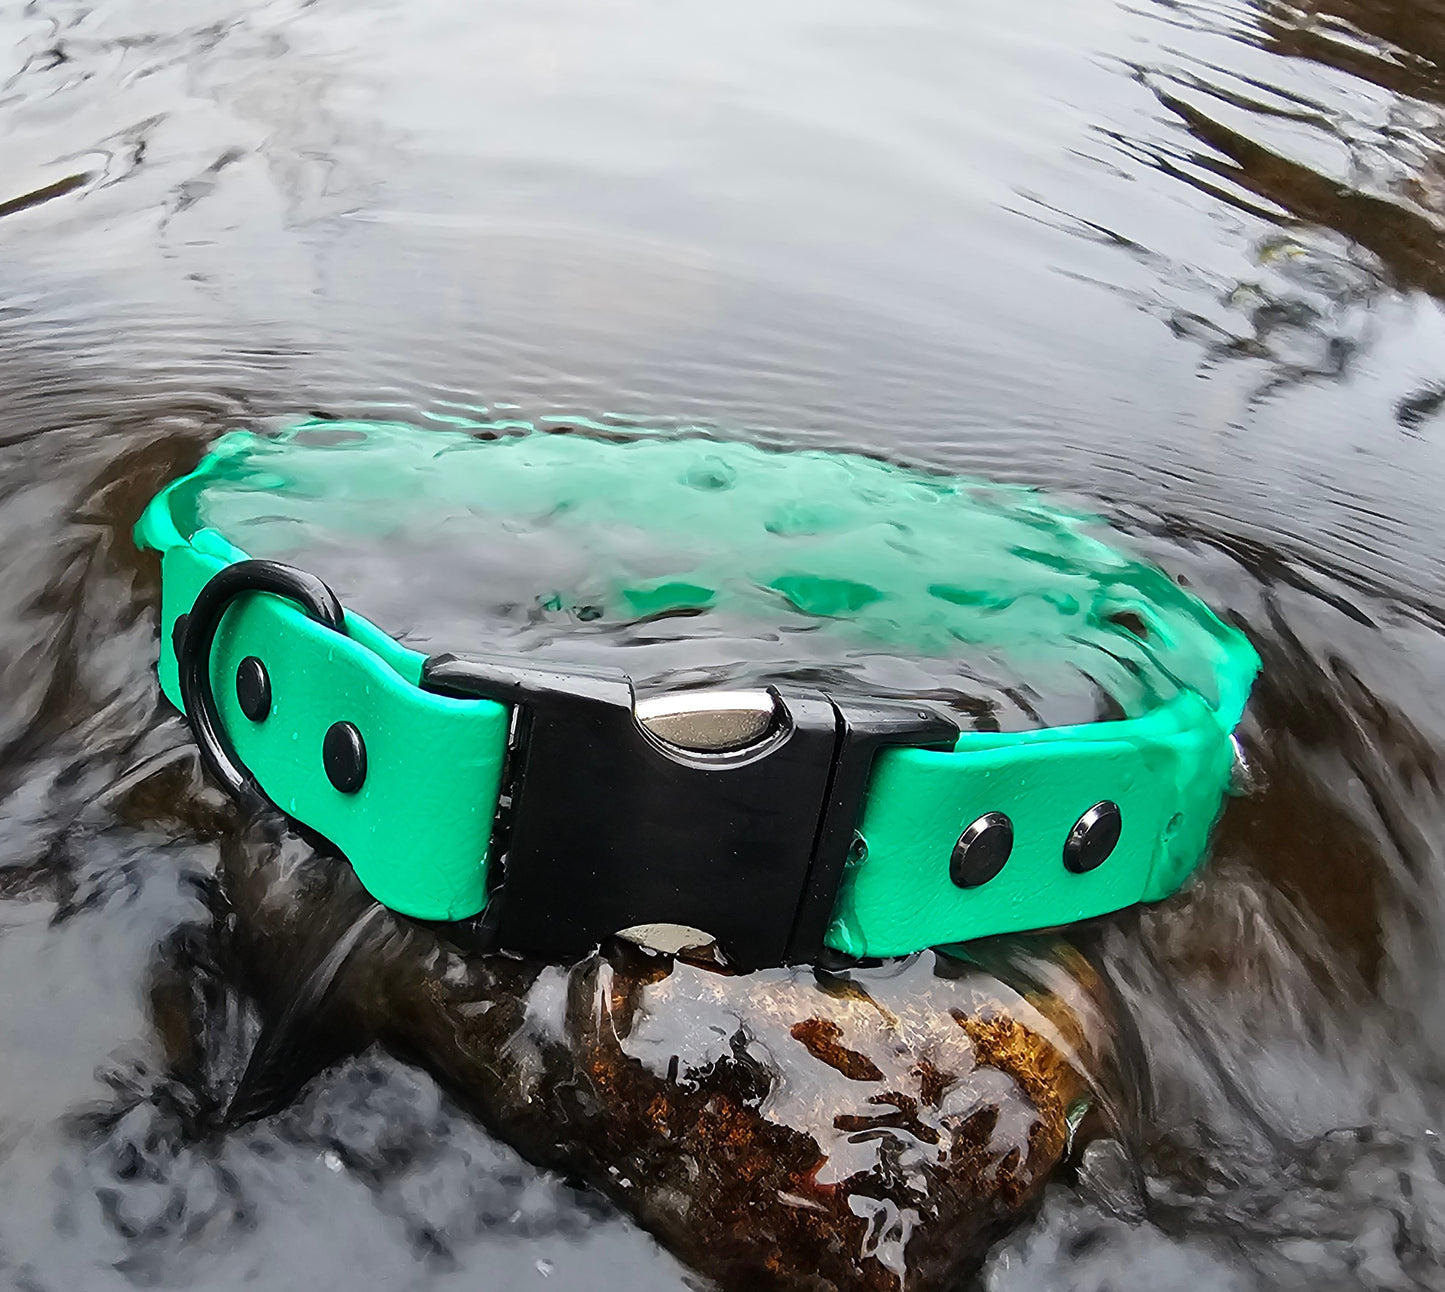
1106, 610, 1150, 640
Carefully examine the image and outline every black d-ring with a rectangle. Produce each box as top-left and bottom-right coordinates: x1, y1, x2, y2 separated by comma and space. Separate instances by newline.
177, 559, 346, 809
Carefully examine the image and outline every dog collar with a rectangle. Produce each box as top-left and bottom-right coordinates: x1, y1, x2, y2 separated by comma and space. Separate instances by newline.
136, 421, 1258, 967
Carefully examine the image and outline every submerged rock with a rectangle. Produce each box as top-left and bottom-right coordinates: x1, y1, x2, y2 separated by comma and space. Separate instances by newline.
199, 811, 1121, 1292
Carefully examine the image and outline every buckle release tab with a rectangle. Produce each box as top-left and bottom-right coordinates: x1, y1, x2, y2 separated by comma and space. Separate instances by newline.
421, 654, 955, 966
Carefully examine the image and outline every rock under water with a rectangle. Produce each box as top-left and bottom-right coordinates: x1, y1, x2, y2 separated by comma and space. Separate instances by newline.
179, 802, 1125, 1292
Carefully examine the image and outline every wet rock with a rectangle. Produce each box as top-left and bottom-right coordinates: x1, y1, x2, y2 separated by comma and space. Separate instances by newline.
204, 817, 1116, 1291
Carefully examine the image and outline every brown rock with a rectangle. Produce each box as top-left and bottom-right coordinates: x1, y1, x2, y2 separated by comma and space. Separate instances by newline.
216, 818, 1118, 1292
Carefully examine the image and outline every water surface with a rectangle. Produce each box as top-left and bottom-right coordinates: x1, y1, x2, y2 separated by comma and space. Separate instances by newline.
4, 0, 1445, 1287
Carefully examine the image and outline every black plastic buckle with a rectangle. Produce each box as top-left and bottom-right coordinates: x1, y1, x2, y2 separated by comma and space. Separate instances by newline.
421, 654, 957, 967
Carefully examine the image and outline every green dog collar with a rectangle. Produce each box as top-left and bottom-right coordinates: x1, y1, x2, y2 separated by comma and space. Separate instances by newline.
136, 421, 1258, 966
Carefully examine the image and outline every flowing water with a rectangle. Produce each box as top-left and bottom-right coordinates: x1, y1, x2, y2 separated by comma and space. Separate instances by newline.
4, 0, 1445, 1287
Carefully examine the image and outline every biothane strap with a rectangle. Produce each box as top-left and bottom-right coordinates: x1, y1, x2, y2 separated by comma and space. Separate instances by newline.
137, 424, 1258, 964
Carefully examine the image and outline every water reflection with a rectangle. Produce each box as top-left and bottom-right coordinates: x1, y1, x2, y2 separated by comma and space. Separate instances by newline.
5, 0, 1445, 1286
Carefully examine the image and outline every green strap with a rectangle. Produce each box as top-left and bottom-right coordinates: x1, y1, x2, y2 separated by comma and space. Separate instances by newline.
152, 529, 1242, 946
155, 532, 509, 921
829, 690, 1236, 955
138, 424, 1258, 950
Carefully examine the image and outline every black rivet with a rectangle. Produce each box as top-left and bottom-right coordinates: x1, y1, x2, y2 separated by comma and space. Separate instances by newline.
235, 656, 271, 722
323, 721, 366, 794
1063, 801, 1121, 873
950, 812, 1013, 888
172, 613, 189, 660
